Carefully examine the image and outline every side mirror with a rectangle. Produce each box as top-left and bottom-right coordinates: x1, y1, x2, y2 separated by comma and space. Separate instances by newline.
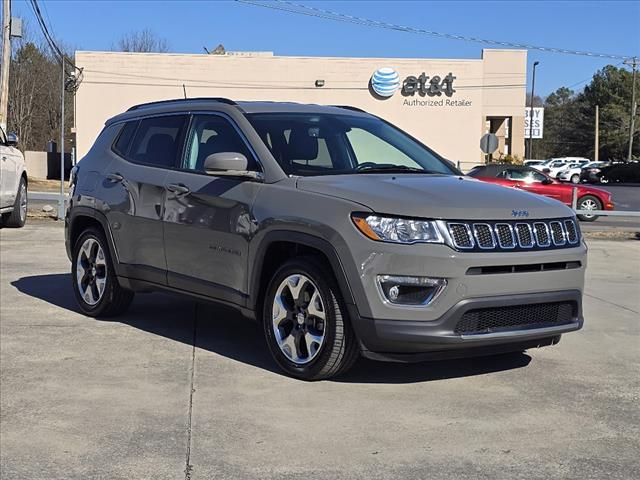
203, 152, 248, 173
6, 133, 18, 147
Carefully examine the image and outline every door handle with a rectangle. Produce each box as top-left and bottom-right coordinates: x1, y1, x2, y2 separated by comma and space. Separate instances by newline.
166, 183, 190, 195
106, 173, 124, 183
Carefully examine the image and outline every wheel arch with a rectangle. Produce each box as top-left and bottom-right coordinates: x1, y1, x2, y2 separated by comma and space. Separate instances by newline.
249, 231, 356, 321
67, 207, 120, 270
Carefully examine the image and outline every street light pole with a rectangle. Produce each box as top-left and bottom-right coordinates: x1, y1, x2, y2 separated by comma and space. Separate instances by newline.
528, 61, 539, 160
625, 57, 638, 161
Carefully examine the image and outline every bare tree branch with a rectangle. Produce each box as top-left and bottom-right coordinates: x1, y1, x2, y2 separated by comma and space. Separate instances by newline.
114, 29, 170, 53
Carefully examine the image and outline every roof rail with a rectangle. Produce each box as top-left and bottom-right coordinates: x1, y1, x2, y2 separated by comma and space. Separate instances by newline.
332, 105, 366, 113
126, 97, 238, 112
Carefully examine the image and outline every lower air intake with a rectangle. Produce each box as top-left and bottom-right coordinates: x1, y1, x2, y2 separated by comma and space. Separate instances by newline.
454, 301, 577, 335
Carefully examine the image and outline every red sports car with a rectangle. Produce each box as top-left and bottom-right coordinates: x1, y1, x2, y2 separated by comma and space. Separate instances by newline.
468, 163, 614, 222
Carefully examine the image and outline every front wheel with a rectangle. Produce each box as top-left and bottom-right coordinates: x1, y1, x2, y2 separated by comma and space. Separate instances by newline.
72, 227, 134, 317
577, 195, 602, 222
263, 257, 360, 380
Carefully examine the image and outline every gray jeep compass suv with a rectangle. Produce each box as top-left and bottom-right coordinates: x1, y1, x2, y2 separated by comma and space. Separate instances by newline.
65, 98, 585, 380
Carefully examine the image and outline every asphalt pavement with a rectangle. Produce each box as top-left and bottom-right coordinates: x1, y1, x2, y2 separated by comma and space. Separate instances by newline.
1, 221, 639, 480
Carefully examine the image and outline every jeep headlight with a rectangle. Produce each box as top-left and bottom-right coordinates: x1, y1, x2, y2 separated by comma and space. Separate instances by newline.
351, 213, 444, 244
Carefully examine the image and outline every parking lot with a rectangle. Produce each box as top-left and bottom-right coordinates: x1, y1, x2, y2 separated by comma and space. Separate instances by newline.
1, 221, 639, 480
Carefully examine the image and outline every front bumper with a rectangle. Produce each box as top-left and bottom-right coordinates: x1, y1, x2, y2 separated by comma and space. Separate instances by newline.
349, 290, 583, 362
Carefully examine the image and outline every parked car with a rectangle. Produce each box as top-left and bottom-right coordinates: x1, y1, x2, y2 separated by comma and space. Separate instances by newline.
532, 157, 590, 175
558, 161, 606, 184
66, 98, 586, 380
468, 163, 614, 221
549, 160, 589, 179
0, 127, 27, 228
530, 158, 568, 173
523, 159, 545, 166
590, 161, 640, 184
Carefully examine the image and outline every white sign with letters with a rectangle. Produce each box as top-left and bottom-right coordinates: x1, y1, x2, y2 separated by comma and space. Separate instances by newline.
525, 107, 544, 139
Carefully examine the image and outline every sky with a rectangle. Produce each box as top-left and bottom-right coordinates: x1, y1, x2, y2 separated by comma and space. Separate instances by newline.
9, 0, 640, 96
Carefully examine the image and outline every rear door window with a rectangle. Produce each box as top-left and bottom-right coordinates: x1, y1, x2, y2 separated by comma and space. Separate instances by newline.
127, 115, 188, 168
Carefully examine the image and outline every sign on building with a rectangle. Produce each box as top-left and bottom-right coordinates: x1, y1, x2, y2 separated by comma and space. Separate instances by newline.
525, 107, 544, 139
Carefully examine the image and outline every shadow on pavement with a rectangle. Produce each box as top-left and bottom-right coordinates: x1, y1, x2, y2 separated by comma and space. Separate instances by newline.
12, 273, 532, 384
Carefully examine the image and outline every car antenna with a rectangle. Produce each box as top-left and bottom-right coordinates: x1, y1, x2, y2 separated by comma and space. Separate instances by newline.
183, 84, 188, 99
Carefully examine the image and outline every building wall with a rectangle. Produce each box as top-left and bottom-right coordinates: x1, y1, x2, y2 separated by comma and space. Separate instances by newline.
75, 49, 527, 171
24, 151, 48, 179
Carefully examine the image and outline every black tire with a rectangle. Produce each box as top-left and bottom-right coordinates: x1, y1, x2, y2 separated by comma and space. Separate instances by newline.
577, 195, 602, 222
4, 177, 27, 228
262, 256, 360, 381
72, 227, 134, 317
570, 174, 580, 184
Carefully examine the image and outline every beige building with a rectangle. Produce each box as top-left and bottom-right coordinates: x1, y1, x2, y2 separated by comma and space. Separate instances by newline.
75, 49, 527, 171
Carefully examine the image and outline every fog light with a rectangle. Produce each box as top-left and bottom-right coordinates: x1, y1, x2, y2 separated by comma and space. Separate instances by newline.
377, 275, 447, 306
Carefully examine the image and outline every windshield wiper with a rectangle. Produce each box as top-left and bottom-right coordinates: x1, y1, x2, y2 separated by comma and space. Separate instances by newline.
356, 165, 434, 174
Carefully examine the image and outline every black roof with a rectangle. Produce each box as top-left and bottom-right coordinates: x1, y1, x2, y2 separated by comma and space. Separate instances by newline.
107, 98, 371, 126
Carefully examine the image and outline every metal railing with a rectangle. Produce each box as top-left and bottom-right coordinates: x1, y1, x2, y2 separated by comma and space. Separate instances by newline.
571, 187, 640, 217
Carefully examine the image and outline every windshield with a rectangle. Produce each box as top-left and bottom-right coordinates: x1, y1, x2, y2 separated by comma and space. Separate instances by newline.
247, 113, 458, 177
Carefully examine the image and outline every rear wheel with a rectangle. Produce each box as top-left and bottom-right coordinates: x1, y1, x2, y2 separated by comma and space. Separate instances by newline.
4, 178, 27, 228
577, 195, 602, 222
72, 227, 134, 317
570, 174, 580, 184
263, 257, 359, 380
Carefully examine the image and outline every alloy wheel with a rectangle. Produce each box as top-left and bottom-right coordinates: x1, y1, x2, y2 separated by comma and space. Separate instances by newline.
76, 238, 107, 305
271, 274, 326, 365
579, 198, 598, 218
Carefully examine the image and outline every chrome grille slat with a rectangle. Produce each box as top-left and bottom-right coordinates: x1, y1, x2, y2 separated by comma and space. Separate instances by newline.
533, 222, 551, 247
549, 221, 566, 246
564, 219, 579, 244
446, 218, 579, 252
448, 223, 474, 249
472, 223, 495, 249
494, 223, 516, 249
515, 223, 534, 248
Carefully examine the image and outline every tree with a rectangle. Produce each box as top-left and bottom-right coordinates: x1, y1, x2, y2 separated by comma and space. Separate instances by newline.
115, 29, 169, 53
535, 66, 638, 161
7, 25, 73, 152
526, 93, 544, 107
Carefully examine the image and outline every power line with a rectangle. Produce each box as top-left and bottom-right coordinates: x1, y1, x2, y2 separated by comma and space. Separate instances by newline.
563, 61, 627, 91
236, 0, 633, 61
27, 0, 83, 89
28, 0, 80, 71
79, 66, 525, 90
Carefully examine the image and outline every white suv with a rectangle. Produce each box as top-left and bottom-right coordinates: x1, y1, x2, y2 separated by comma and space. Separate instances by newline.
0, 127, 27, 228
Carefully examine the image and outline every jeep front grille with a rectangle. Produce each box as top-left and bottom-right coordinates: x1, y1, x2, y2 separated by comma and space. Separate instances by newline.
445, 218, 580, 252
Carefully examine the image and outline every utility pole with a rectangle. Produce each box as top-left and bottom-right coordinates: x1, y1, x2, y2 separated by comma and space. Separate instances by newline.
58, 60, 65, 220
594, 104, 599, 162
0, 0, 11, 130
625, 57, 638, 161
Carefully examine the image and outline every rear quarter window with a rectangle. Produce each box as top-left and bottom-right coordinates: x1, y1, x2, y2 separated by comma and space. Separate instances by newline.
112, 121, 139, 158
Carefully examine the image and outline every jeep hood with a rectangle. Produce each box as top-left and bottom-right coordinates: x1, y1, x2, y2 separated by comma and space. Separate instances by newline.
296, 174, 573, 220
